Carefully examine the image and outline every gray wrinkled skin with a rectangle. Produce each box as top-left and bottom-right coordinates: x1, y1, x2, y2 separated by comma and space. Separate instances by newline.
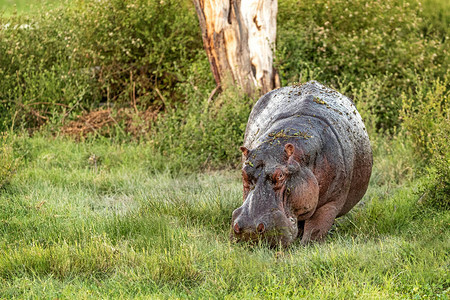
231, 81, 373, 247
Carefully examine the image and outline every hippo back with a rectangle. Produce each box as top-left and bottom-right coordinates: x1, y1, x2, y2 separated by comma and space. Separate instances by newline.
244, 81, 365, 148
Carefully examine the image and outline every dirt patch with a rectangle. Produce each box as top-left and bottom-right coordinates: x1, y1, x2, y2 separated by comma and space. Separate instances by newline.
61, 106, 160, 139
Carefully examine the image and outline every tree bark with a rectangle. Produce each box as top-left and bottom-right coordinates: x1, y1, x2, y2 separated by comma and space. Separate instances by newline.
193, 0, 280, 97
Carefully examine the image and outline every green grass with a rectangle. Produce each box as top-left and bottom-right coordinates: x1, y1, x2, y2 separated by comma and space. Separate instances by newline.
0, 134, 448, 298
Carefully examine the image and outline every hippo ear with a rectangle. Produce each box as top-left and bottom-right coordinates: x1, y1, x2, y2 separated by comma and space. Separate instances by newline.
284, 143, 295, 158
240, 146, 249, 158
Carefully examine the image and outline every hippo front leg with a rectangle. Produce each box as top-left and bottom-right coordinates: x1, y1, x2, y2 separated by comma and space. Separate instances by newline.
300, 202, 339, 244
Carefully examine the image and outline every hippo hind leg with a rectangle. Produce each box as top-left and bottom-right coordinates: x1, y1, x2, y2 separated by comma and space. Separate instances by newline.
300, 202, 339, 244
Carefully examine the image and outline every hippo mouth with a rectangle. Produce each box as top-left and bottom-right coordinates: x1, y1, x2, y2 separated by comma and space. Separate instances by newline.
230, 233, 296, 248
230, 210, 299, 248
230, 224, 298, 248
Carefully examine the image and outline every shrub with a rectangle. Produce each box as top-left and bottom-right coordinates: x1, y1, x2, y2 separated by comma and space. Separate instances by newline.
0, 0, 207, 130
400, 74, 449, 208
419, 0, 450, 39
0, 8, 97, 130
67, 0, 205, 106
2, 0, 449, 133
276, 0, 449, 130
151, 82, 252, 171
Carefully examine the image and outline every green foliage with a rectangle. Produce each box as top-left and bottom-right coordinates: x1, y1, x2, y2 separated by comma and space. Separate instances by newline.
0, 0, 207, 130
0, 8, 95, 129
152, 83, 252, 171
401, 75, 449, 159
420, 0, 450, 38
277, 0, 449, 130
400, 74, 450, 208
0, 0, 59, 16
0, 132, 20, 188
2, 0, 449, 133
67, 0, 205, 105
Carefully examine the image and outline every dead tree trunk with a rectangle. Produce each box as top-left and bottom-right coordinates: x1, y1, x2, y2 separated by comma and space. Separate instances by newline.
193, 0, 280, 97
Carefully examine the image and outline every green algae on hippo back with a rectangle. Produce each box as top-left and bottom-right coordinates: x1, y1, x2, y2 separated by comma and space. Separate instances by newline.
231, 81, 373, 247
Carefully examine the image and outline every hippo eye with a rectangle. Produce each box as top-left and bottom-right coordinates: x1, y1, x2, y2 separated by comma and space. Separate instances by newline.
274, 172, 285, 183
272, 171, 286, 189
243, 171, 257, 190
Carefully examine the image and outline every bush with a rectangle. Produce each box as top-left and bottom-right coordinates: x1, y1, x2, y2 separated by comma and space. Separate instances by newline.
419, 0, 450, 39
2, 0, 449, 133
67, 0, 205, 105
0, 133, 20, 188
151, 82, 252, 171
276, 0, 449, 130
0, 0, 207, 130
400, 74, 449, 208
0, 8, 97, 130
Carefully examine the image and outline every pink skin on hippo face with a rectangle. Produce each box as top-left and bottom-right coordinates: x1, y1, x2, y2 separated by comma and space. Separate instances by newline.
230, 81, 373, 247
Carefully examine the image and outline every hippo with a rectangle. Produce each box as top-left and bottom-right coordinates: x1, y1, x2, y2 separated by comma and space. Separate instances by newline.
231, 81, 372, 247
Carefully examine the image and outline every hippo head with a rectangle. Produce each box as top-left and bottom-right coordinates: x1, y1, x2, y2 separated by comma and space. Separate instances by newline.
230, 143, 319, 247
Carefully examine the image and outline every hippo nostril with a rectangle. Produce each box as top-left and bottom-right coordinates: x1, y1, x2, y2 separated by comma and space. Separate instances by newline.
257, 223, 265, 233
233, 222, 240, 234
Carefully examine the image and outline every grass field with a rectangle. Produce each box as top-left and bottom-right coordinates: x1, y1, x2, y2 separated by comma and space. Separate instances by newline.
0, 134, 448, 298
